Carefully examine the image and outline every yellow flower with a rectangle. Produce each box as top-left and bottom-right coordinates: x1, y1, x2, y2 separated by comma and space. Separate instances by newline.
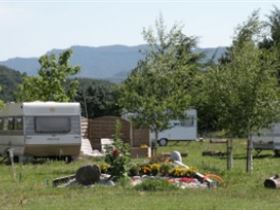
140, 144, 148, 148
99, 163, 110, 173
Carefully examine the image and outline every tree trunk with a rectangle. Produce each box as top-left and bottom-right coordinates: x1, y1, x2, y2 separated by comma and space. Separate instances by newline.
246, 134, 253, 174
226, 138, 233, 170
151, 130, 158, 157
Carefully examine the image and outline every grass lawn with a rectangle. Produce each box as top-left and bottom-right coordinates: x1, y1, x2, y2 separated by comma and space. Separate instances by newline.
0, 140, 280, 210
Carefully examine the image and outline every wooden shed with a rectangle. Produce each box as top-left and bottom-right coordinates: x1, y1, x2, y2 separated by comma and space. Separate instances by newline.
84, 116, 150, 157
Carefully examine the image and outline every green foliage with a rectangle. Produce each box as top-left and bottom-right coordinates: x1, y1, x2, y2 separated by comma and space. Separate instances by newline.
128, 164, 140, 176
259, 6, 280, 86
202, 12, 280, 137
16, 49, 80, 102
259, 6, 280, 49
159, 163, 173, 176
119, 16, 200, 139
219, 10, 263, 64
105, 120, 131, 178
0, 65, 23, 102
75, 78, 121, 118
134, 178, 177, 191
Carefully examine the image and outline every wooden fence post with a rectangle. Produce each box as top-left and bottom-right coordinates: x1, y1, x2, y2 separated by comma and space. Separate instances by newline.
227, 138, 233, 170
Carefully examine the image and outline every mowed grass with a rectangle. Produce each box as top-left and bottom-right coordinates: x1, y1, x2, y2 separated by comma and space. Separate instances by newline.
0, 140, 280, 210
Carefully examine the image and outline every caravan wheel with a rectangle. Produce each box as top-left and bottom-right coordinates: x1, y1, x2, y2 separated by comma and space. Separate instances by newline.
64, 156, 73, 164
158, 138, 168, 146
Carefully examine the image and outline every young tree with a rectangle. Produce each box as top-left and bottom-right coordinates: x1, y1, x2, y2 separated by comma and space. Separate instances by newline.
205, 12, 280, 172
17, 49, 80, 102
259, 6, 280, 49
259, 6, 280, 84
119, 16, 200, 146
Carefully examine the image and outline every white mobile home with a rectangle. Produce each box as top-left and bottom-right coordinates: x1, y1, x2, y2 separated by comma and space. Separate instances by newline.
151, 109, 198, 146
252, 123, 280, 156
0, 102, 81, 161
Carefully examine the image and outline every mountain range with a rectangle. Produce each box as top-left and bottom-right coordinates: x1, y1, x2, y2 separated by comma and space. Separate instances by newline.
0, 45, 226, 82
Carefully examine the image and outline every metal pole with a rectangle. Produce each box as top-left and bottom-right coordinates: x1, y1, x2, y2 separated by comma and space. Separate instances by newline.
8, 149, 17, 181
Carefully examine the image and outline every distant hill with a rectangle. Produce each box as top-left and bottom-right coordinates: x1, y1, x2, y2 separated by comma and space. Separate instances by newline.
0, 65, 24, 102
0, 45, 226, 82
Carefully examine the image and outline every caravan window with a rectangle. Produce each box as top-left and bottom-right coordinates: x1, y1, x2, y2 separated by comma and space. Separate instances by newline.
7, 117, 14, 130
180, 117, 194, 127
35, 116, 71, 133
3, 118, 8, 131
14, 117, 23, 130
0, 118, 3, 130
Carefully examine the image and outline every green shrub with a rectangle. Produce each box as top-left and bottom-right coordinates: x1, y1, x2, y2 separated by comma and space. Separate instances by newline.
105, 120, 131, 178
159, 163, 172, 176
128, 164, 140, 176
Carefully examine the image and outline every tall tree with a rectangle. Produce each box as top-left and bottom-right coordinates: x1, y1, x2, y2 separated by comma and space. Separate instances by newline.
259, 6, 280, 84
119, 16, 200, 144
205, 12, 280, 172
17, 50, 80, 102
259, 6, 280, 49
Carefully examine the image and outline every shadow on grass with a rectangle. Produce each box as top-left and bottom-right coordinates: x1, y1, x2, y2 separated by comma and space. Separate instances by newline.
204, 153, 278, 160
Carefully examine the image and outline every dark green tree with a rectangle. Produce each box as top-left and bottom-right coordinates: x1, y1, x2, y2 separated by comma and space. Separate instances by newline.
75, 79, 121, 118
0, 65, 24, 102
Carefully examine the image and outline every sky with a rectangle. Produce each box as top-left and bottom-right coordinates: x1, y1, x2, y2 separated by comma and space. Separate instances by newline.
0, 0, 279, 61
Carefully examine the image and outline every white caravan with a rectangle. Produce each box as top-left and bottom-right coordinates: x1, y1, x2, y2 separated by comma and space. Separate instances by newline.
151, 109, 198, 146
252, 123, 280, 156
0, 102, 81, 161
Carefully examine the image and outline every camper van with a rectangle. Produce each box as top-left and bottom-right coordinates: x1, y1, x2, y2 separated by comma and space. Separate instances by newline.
0, 102, 81, 161
151, 109, 198, 146
252, 123, 280, 156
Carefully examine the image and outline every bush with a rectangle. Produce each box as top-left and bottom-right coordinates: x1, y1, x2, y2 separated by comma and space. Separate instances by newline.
159, 163, 172, 176
105, 120, 131, 178
128, 164, 140, 176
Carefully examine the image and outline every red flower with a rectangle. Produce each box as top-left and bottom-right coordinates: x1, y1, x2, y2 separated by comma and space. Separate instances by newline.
112, 149, 120, 158
179, 177, 196, 183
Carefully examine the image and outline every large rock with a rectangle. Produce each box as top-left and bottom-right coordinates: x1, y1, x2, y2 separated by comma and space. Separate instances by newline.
75, 165, 101, 186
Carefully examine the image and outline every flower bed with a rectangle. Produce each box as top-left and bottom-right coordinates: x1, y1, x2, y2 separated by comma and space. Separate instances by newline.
98, 161, 216, 189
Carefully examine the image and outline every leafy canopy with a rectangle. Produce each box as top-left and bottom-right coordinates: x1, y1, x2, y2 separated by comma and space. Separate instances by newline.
205, 11, 280, 137
119, 16, 200, 136
17, 49, 80, 102
75, 78, 121, 118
